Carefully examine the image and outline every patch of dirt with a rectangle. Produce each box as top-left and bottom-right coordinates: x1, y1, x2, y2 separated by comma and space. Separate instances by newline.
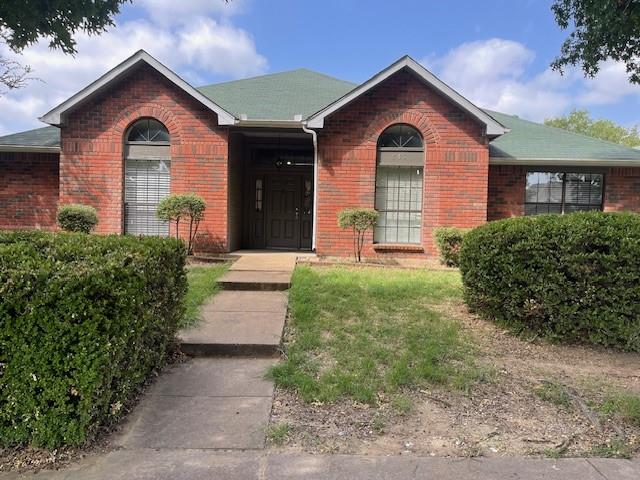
0, 347, 189, 473
269, 301, 640, 457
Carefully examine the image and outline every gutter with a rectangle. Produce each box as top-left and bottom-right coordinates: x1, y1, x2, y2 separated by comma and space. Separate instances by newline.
490, 157, 640, 167
302, 123, 318, 252
0, 145, 60, 153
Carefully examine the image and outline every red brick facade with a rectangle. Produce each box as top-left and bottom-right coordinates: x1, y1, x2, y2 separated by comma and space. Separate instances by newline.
3, 66, 640, 257
317, 70, 489, 256
487, 165, 640, 220
0, 152, 59, 230
60, 64, 229, 251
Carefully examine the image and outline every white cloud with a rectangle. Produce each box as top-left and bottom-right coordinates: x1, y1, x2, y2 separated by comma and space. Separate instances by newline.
137, 0, 245, 26
0, 4, 266, 135
423, 38, 640, 122
177, 18, 267, 77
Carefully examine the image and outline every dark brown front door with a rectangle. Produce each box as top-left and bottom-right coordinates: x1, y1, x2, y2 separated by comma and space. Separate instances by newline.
266, 175, 301, 249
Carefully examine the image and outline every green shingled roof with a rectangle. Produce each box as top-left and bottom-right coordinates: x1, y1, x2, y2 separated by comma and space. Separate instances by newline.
197, 68, 356, 121
2, 69, 640, 163
486, 110, 640, 161
0, 126, 60, 148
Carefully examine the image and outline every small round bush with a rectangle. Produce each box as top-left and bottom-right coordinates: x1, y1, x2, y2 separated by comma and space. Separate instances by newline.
459, 212, 640, 352
433, 227, 468, 267
56, 204, 98, 233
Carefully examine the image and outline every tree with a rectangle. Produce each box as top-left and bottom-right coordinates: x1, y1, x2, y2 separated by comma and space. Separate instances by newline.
337, 208, 378, 263
0, 51, 31, 93
0, 1, 130, 54
157, 194, 206, 255
544, 109, 640, 148
0, 0, 130, 92
551, 0, 640, 83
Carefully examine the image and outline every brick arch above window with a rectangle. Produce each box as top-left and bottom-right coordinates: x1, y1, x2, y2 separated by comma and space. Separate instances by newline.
364, 111, 440, 146
112, 104, 183, 146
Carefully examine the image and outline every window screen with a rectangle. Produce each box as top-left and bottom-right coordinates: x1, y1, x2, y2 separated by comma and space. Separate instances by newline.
374, 166, 423, 244
124, 159, 171, 236
525, 171, 603, 216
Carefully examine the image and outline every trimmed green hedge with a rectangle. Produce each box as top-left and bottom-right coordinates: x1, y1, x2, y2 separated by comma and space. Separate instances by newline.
56, 204, 99, 233
0, 231, 187, 448
459, 212, 640, 351
433, 227, 468, 267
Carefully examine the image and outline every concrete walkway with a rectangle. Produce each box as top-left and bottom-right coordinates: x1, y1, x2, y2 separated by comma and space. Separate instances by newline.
4, 452, 639, 479
180, 252, 297, 356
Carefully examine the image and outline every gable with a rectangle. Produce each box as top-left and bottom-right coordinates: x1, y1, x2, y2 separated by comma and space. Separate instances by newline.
318, 68, 488, 147
306, 56, 506, 137
40, 50, 236, 127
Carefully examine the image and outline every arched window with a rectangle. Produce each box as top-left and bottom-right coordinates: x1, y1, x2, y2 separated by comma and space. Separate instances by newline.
374, 124, 424, 244
124, 118, 171, 236
126, 118, 170, 143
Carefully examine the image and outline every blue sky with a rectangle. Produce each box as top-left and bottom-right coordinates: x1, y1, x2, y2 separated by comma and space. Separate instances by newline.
1, 0, 639, 135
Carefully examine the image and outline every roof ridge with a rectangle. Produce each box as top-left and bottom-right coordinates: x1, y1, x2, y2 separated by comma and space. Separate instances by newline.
198, 68, 355, 89
486, 109, 639, 152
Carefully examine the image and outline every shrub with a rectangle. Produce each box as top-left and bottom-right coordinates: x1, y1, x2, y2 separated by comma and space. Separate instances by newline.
157, 193, 206, 254
0, 231, 187, 448
459, 212, 640, 351
337, 208, 378, 262
433, 227, 468, 267
56, 204, 98, 233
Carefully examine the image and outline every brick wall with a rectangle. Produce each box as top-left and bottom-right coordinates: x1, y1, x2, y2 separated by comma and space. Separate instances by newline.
487, 165, 640, 219
316, 69, 489, 257
0, 152, 59, 230
60, 63, 229, 252
487, 165, 526, 220
604, 167, 640, 212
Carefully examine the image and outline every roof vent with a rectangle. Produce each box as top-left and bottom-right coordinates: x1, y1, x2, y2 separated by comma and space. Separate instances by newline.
240, 113, 248, 120
293, 114, 303, 121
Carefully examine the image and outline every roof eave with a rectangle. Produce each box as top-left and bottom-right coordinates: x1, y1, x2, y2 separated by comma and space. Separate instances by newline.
490, 156, 640, 167
306, 56, 507, 136
0, 145, 60, 153
39, 50, 237, 126
235, 119, 304, 128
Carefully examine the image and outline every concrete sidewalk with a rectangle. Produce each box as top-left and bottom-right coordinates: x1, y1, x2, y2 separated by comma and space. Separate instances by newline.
3, 452, 638, 479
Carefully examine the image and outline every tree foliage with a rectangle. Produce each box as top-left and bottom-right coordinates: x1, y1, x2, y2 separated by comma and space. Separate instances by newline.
544, 109, 640, 148
0, 1, 130, 55
337, 208, 378, 263
0, 46, 32, 93
157, 194, 206, 255
551, 0, 640, 83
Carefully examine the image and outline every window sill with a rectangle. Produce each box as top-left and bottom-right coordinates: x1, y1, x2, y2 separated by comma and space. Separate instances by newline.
373, 244, 424, 253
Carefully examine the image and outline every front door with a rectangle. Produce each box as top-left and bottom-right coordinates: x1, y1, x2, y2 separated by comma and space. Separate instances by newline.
266, 175, 301, 249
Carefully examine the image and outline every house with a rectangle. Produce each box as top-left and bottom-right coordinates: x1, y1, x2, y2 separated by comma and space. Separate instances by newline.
1, 50, 639, 257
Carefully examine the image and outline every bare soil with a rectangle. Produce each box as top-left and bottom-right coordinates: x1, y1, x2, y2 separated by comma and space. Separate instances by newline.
269, 301, 640, 457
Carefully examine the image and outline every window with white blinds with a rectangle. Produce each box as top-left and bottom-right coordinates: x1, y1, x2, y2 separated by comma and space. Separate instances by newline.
374, 124, 424, 244
525, 171, 603, 216
124, 159, 171, 236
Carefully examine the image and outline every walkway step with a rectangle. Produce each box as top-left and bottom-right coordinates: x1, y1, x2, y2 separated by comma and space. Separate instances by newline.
179, 291, 288, 357
218, 270, 292, 291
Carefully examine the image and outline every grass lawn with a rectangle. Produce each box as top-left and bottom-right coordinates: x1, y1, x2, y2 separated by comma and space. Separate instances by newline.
269, 266, 490, 405
181, 263, 229, 329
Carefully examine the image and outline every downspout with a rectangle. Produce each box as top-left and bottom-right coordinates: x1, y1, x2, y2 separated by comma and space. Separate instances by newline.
302, 123, 318, 251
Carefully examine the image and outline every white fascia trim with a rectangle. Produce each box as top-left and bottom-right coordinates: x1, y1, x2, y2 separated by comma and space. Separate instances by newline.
235, 119, 304, 128
39, 50, 237, 126
306, 56, 507, 136
0, 145, 60, 153
490, 157, 640, 167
